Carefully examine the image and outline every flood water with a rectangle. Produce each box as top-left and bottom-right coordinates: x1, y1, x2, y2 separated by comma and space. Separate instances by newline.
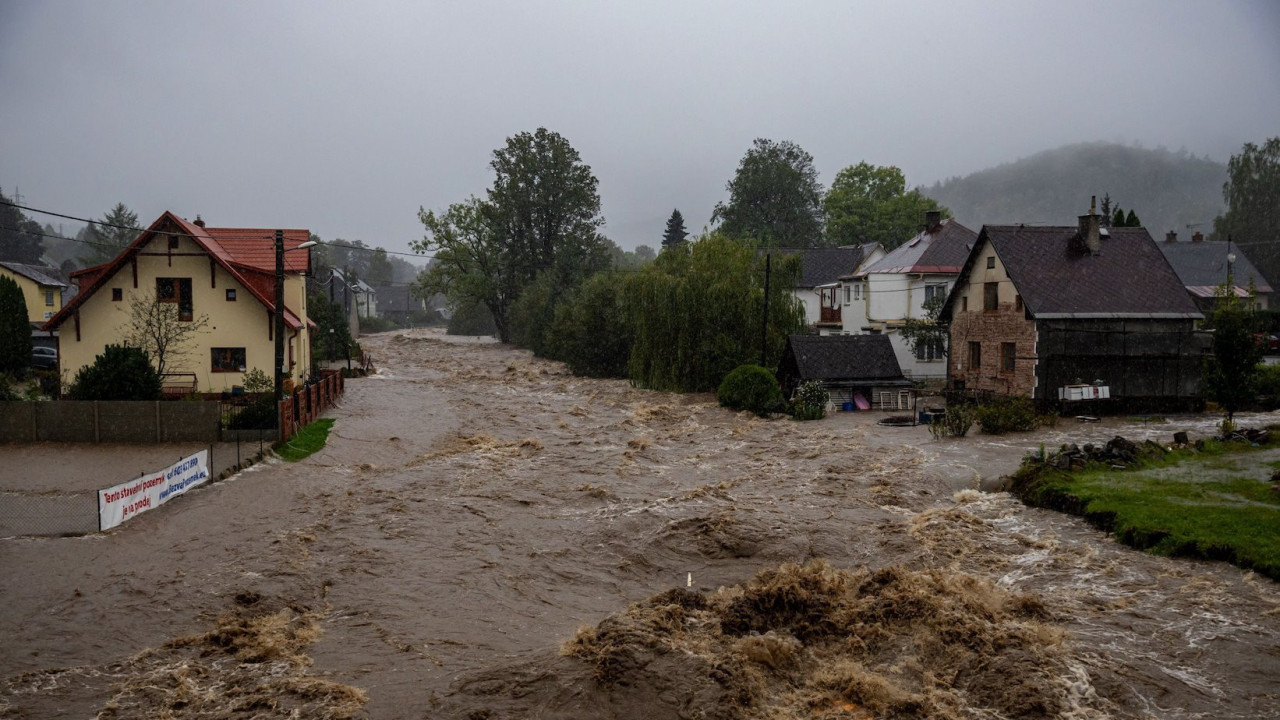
1, 328, 1277, 718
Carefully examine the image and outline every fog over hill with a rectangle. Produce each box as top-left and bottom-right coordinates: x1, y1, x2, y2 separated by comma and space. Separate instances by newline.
924, 143, 1227, 236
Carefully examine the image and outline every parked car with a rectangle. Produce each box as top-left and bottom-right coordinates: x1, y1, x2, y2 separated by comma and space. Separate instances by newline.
31, 346, 58, 371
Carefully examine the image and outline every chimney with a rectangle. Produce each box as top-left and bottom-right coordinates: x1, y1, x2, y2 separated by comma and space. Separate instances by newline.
925, 210, 942, 231
1078, 196, 1101, 255
193, 215, 205, 228
1165, 230, 1178, 243
1192, 231, 1204, 243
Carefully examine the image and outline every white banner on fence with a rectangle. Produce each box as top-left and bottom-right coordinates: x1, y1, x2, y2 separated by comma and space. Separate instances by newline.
98, 450, 209, 531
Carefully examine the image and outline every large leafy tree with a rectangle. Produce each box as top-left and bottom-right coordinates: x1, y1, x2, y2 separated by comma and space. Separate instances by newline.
662, 208, 688, 247
623, 233, 805, 392
0, 275, 33, 375
0, 189, 45, 263
80, 203, 140, 266
823, 162, 949, 250
1212, 137, 1280, 288
414, 128, 610, 343
712, 139, 824, 248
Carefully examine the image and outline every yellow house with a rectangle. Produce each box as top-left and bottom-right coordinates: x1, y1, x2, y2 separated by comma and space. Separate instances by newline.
0, 261, 69, 323
43, 211, 313, 394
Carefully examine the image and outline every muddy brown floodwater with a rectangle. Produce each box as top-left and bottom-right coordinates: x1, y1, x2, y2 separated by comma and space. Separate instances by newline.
2, 328, 1277, 719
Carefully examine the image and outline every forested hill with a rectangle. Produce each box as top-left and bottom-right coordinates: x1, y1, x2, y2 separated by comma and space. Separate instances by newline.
924, 142, 1227, 236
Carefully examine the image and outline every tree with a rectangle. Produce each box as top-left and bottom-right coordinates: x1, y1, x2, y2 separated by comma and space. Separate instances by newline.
119, 291, 210, 377
544, 271, 632, 378
823, 162, 949, 250
1100, 193, 1114, 227
363, 247, 393, 286
898, 294, 948, 363
712, 139, 824, 247
414, 128, 611, 344
67, 345, 162, 401
1112, 207, 1125, 227
662, 209, 688, 247
1125, 209, 1141, 227
623, 232, 805, 392
1202, 285, 1265, 428
0, 275, 33, 376
80, 203, 140, 266
1213, 137, 1280, 289
0, 188, 45, 263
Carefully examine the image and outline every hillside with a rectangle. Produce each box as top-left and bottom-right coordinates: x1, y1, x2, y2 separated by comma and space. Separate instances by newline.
925, 142, 1227, 236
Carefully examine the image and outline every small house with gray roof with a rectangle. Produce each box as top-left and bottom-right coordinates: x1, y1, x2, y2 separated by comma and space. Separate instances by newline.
1157, 231, 1271, 313
939, 202, 1206, 409
778, 333, 913, 410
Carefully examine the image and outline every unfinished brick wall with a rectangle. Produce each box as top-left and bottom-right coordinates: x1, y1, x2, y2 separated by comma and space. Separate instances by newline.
948, 302, 1038, 397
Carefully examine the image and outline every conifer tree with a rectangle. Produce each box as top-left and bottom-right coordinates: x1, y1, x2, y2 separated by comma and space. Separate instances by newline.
662, 209, 688, 247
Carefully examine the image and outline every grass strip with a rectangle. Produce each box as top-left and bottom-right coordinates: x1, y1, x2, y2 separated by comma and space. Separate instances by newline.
1011, 440, 1280, 580
277, 419, 335, 462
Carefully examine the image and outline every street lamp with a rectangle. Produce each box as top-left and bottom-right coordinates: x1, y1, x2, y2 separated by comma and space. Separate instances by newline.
275, 231, 318, 408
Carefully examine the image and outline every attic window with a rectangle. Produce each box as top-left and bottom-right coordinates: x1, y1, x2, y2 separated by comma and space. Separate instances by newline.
226, 289, 237, 301
112, 288, 122, 302
986, 256, 995, 269
168, 235, 179, 250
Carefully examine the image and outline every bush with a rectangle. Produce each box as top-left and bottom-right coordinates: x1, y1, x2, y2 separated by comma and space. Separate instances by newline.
717, 365, 784, 417
975, 395, 1039, 435
1257, 363, 1280, 400
67, 345, 162, 401
447, 298, 499, 336
359, 315, 400, 333
929, 404, 975, 439
791, 380, 829, 421
545, 272, 631, 378
0, 372, 18, 401
0, 275, 32, 376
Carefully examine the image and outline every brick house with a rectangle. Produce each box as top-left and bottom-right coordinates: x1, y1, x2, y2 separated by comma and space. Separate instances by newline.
939, 205, 1205, 409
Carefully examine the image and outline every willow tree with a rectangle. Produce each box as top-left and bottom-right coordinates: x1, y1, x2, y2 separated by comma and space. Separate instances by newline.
623, 233, 804, 392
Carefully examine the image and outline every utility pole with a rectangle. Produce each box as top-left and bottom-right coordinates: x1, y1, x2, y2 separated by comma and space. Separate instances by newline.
761, 253, 771, 366
274, 230, 286, 407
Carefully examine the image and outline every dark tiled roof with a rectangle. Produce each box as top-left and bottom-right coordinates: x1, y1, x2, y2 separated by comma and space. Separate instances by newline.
771, 246, 870, 288
859, 220, 976, 275
972, 225, 1200, 318
784, 334, 905, 382
0, 261, 68, 288
1157, 240, 1273, 293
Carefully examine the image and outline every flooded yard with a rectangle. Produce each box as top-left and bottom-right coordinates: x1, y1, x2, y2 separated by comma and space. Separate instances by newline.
2, 328, 1277, 718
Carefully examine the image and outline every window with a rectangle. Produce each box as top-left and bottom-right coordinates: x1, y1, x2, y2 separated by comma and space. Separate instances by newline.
968, 341, 981, 369
844, 285, 851, 304
211, 347, 247, 373
45, 291, 54, 306
983, 282, 999, 312
961, 296, 968, 312
853, 283, 862, 301
226, 289, 237, 301
1001, 342, 1016, 372
168, 235, 179, 250
986, 256, 995, 269
157, 277, 193, 321
924, 283, 947, 306
914, 337, 945, 362
1015, 294, 1023, 311
112, 288, 123, 302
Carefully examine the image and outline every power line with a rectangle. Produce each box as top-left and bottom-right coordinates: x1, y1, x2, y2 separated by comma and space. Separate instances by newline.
0, 198, 434, 259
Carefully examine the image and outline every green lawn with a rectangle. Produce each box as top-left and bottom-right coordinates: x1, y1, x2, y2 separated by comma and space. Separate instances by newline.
277, 419, 335, 462
1014, 444, 1280, 579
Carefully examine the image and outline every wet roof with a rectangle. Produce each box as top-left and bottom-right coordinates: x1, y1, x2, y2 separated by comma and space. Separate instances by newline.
0, 261, 68, 288
1157, 240, 1273, 293
770, 244, 877, 288
858, 219, 976, 276
783, 333, 906, 383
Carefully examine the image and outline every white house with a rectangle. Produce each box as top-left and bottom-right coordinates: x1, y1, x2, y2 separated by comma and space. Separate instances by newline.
847, 212, 976, 380
773, 244, 883, 334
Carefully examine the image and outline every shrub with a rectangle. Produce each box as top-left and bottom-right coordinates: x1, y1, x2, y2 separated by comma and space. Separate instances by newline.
67, 345, 162, 400
447, 298, 498, 336
791, 380, 829, 421
359, 315, 400, 333
0, 275, 32, 376
0, 372, 18, 401
717, 365, 784, 417
544, 272, 631, 378
929, 404, 975, 439
975, 395, 1039, 435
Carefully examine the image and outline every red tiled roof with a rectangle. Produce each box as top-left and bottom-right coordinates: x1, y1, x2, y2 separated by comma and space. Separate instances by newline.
43, 212, 312, 332
203, 228, 311, 273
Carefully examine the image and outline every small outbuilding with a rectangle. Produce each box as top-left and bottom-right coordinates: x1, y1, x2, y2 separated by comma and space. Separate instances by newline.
777, 334, 914, 411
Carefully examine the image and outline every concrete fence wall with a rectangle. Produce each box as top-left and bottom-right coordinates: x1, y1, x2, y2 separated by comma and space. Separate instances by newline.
0, 401, 222, 443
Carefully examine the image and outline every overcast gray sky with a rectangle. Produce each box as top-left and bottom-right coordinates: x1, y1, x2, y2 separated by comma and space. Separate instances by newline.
2, 0, 1278, 258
